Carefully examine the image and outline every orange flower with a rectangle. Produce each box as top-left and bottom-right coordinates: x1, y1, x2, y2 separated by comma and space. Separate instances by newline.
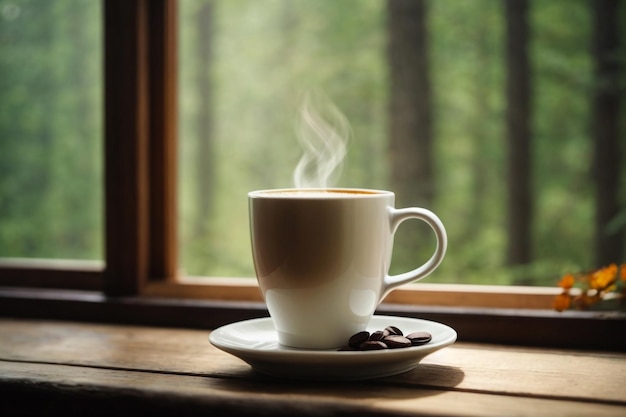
554, 264, 625, 312
553, 292, 571, 312
558, 274, 575, 289
589, 264, 617, 291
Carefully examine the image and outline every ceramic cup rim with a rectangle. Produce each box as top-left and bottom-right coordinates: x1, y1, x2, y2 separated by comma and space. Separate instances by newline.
248, 188, 394, 199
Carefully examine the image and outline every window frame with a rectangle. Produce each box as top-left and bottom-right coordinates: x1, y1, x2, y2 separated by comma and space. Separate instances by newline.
0, 0, 623, 351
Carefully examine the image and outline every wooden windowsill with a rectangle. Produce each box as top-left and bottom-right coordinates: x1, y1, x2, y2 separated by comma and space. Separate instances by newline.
0, 318, 624, 417
1, 286, 625, 351
144, 278, 564, 309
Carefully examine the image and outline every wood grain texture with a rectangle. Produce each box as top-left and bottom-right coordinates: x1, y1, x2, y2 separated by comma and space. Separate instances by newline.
0, 319, 624, 417
2, 361, 624, 417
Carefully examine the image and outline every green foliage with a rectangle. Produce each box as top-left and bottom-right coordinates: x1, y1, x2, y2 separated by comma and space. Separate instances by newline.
428, 0, 507, 281
0, 0, 103, 260
531, 0, 594, 278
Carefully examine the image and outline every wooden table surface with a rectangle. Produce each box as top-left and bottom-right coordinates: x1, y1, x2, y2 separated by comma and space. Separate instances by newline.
0, 318, 624, 416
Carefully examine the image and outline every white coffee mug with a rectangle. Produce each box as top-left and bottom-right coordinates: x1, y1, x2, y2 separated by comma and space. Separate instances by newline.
249, 188, 447, 349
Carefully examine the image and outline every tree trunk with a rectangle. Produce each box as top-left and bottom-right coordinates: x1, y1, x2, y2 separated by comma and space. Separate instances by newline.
591, 0, 623, 266
386, 0, 434, 274
505, 0, 533, 269
194, 0, 215, 238
387, 0, 433, 209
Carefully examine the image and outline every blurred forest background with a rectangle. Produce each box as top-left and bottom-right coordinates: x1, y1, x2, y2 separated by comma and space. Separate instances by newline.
0, 1, 102, 263
1, 0, 624, 287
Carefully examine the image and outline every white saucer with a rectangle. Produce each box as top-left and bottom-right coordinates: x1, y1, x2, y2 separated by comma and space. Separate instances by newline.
209, 315, 457, 381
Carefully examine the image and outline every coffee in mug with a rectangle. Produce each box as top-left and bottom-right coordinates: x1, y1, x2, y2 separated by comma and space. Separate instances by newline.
249, 188, 447, 349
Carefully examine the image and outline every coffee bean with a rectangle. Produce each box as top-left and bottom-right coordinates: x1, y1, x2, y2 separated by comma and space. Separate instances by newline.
383, 335, 412, 349
348, 331, 370, 348
338, 326, 432, 351
385, 325, 403, 336
406, 331, 432, 346
369, 330, 385, 341
360, 340, 388, 350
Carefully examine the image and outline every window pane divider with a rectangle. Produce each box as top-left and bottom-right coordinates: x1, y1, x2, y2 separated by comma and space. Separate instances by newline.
104, 0, 178, 296
0, 259, 103, 291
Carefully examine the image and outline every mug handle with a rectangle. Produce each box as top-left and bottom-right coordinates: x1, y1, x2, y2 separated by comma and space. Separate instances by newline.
381, 207, 448, 300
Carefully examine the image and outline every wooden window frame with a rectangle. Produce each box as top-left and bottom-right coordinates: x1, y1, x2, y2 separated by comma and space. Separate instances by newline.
0, 0, 623, 351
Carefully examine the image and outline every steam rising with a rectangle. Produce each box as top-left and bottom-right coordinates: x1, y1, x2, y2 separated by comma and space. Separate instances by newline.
293, 92, 351, 188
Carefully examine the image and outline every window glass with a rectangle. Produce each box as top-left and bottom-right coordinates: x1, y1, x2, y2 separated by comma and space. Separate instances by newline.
0, 0, 103, 260
178, 0, 625, 285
